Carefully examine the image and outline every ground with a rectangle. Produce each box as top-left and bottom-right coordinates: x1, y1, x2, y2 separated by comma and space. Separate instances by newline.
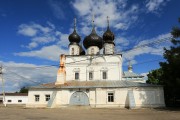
0, 107, 180, 120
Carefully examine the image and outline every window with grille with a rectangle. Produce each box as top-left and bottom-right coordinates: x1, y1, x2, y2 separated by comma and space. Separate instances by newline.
108, 92, 114, 102
7, 100, 12, 102
18, 100, 22, 102
45, 95, 50, 101
35, 95, 40, 102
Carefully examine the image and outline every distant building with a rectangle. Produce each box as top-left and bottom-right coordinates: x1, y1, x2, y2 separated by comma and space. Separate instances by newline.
0, 93, 28, 106
27, 17, 165, 108
122, 62, 145, 83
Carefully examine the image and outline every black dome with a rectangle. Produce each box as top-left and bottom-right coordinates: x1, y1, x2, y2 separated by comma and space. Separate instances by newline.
103, 27, 115, 43
68, 30, 81, 43
83, 28, 103, 49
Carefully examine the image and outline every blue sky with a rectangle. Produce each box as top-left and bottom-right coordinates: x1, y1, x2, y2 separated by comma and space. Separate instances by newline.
0, 0, 180, 92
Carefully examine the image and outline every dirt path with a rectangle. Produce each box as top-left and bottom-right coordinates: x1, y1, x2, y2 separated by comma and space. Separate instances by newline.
0, 107, 180, 120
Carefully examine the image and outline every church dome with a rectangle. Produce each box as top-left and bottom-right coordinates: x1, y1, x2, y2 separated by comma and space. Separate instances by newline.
103, 27, 115, 43
83, 28, 103, 49
68, 30, 81, 43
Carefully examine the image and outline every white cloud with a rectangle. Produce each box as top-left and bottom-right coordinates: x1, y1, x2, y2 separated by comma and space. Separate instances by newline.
145, 0, 170, 13
72, 0, 139, 35
141, 72, 148, 80
48, 0, 65, 19
18, 24, 38, 37
0, 61, 58, 92
57, 33, 69, 48
17, 22, 69, 49
27, 42, 38, 49
14, 45, 68, 61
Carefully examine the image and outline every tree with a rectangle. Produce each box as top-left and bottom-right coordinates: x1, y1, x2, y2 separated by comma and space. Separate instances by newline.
147, 18, 180, 106
19, 87, 28, 93
146, 68, 163, 85
160, 18, 180, 106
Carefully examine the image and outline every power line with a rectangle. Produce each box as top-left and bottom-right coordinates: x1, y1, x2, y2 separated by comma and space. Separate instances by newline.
117, 36, 172, 54
3, 67, 43, 84
122, 58, 165, 67
2, 36, 172, 69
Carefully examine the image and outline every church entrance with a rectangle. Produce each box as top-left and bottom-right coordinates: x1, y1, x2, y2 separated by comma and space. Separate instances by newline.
69, 91, 89, 106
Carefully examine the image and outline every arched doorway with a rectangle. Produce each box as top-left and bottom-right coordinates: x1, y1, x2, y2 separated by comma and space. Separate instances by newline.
69, 91, 89, 106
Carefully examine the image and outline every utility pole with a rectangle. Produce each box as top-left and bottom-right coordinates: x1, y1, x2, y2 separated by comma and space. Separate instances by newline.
0, 65, 6, 107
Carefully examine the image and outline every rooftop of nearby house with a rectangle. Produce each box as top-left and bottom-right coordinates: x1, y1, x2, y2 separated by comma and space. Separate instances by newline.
0, 93, 28, 96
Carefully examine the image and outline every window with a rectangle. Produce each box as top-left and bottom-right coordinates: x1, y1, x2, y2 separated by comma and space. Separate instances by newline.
35, 95, 40, 102
71, 48, 74, 55
45, 95, 50, 101
7, 100, 12, 102
91, 48, 94, 55
75, 72, 79, 80
18, 100, 22, 102
102, 71, 107, 79
89, 72, 93, 80
108, 92, 114, 102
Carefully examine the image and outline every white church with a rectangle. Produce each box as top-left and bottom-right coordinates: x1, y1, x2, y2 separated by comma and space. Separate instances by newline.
26, 17, 165, 108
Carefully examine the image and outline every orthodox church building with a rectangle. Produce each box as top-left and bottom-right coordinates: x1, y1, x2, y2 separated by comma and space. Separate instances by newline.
26, 17, 165, 108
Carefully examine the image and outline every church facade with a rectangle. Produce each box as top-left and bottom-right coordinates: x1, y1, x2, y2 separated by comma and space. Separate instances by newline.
26, 18, 165, 108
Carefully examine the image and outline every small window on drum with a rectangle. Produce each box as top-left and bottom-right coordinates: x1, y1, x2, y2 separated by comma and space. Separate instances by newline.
71, 48, 74, 55
91, 48, 94, 55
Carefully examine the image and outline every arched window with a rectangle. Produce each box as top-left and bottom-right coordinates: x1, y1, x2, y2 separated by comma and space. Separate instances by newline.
91, 48, 94, 55
71, 48, 74, 55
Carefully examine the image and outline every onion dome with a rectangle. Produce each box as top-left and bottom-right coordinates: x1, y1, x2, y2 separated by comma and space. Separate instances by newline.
68, 18, 81, 43
68, 30, 81, 43
83, 27, 103, 49
103, 27, 115, 42
103, 16, 115, 43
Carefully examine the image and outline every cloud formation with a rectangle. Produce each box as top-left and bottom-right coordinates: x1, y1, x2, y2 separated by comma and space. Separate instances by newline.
1, 61, 58, 92
15, 45, 68, 61
145, 0, 170, 13
72, 0, 139, 34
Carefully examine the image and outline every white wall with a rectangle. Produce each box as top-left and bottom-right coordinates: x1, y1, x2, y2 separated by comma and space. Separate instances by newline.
65, 55, 122, 81
27, 86, 165, 108
87, 46, 99, 55
26, 89, 54, 107
69, 45, 80, 55
104, 43, 114, 54
1, 95, 28, 105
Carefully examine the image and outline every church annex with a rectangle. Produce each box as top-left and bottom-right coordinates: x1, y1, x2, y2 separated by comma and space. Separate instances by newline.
26, 17, 165, 108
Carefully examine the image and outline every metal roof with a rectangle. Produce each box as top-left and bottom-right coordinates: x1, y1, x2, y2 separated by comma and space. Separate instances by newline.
30, 80, 161, 89
0, 93, 28, 96
123, 71, 144, 78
